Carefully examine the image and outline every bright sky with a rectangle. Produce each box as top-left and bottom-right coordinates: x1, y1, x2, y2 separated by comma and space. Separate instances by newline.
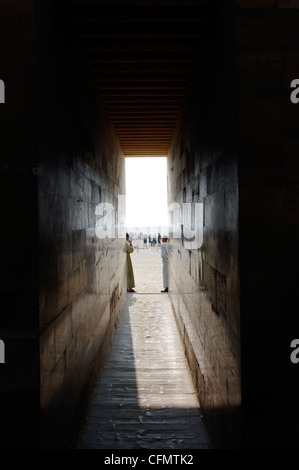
125, 157, 168, 228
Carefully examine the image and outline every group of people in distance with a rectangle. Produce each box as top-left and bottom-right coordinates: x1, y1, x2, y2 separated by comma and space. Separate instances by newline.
125, 232, 169, 294
143, 233, 161, 247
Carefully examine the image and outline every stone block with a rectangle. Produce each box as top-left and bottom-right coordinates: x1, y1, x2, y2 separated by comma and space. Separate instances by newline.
238, 139, 284, 185
237, 10, 299, 50
0, 11, 35, 55
282, 185, 299, 230
72, 229, 86, 267
239, 184, 285, 231
40, 324, 55, 386
204, 193, 225, 231
237, 50, 282, 92
57, 165, 71, 199
283, 140, 299, 184
57, 232, 73, 275
282, 50, 299, 90
224, 186, 239, 232
215, 270, 227, 317
279, 0, 299, 8
54, 305, 72, 364
236, 0, 279, 7
238, 96, 290, 139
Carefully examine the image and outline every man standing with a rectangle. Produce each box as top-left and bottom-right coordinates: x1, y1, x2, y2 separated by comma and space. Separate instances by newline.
160, 235, 169, 293
126, 233, 136, 293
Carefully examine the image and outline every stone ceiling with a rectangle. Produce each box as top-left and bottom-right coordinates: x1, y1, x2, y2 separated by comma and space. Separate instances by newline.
67, 0, 210, 157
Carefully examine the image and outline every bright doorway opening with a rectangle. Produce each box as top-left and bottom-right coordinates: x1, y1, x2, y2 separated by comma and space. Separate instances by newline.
125, 157, 168, 293
125, 157, 168, 232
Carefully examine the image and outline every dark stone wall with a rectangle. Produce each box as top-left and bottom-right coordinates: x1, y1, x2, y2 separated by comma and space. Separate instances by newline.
0, 0, 40, 449
167, 1, 241, 448
236, 0, 299, 448
168, 0, 299, 449
0, 0, 127, 449
36, 1, 126, 448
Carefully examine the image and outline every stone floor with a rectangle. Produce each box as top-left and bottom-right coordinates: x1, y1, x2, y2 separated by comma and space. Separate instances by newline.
78, 246, 211, 450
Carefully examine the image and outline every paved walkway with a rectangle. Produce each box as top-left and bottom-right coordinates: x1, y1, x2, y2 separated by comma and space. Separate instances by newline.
79, 247, 211, 449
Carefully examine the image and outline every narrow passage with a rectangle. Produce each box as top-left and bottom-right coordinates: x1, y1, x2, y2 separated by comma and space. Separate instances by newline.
79, 248, 210, 449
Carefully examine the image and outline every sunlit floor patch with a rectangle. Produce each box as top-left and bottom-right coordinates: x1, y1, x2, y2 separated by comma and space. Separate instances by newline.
80, 290, 210, 449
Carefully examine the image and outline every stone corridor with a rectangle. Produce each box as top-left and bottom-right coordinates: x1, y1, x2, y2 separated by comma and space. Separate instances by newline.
1, 0, 299, 450
79, 247, 210, 449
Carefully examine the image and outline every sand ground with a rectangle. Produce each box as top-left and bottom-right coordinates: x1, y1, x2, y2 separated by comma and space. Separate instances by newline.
130, 243, 164, 293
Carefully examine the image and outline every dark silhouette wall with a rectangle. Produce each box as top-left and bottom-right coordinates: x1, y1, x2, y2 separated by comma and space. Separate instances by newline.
168, 0, 299, 449
167, 1, 241, 448
0, 0, 40, 449
236, 0, 299, 448
37, 1, 127, 448
0, 0, 127, 448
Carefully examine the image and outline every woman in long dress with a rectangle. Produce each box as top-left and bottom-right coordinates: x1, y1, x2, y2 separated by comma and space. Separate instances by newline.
126, 233, 136, 293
